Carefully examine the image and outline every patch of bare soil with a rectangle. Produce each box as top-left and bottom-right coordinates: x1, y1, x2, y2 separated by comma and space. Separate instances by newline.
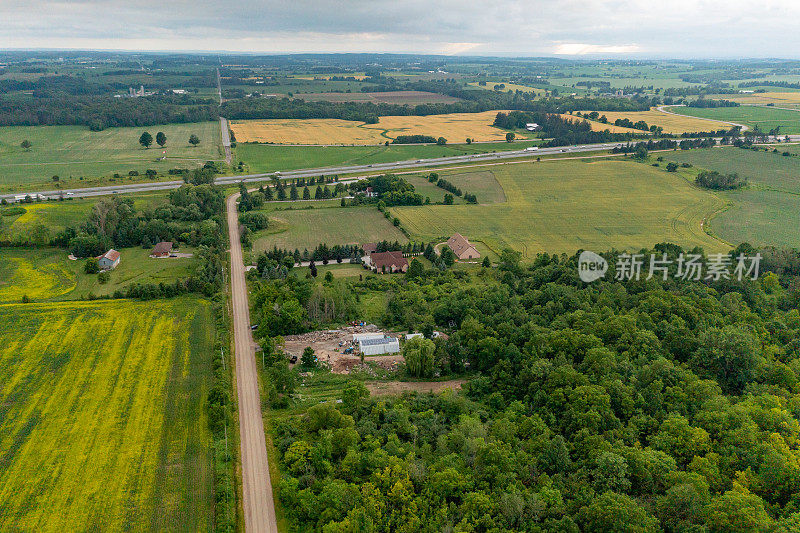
284, 325, 404, 374
366, 379, 466, 396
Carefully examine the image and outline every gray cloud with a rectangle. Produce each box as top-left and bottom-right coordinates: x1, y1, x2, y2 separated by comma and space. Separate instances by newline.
1, 0, 799, 57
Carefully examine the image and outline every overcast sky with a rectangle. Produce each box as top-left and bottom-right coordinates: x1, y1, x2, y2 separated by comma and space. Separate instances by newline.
2, 0, 799, 58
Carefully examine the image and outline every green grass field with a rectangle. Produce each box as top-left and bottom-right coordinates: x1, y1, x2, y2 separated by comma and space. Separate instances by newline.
660, 147, 800, 247
0, 247, 196, 303
666, 146, 800, 194
709, 189, 800, 247
666, 106, 800, 134
393, 159, 728, 257
402, 169, 506, 205
235, 140, 541, 174
252, 205, 407, 252
0, 298, 214, 531
0, 121, 222, 190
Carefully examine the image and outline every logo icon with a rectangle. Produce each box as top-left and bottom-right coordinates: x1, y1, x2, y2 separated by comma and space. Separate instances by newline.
578, 251, 608, 283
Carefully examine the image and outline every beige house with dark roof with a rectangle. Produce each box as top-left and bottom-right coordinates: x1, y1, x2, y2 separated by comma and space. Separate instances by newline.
446, 233, 480, 261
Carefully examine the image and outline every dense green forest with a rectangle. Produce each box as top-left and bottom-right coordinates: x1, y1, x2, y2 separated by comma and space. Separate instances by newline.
256, 244, 800, 532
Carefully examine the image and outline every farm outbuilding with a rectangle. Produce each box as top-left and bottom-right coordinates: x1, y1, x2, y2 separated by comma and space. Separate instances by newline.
150, 241, 173, 258
358, 336, 400, 356
97, 249, 120, 270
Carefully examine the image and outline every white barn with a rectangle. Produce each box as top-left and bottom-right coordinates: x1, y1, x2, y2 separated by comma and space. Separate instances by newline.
358, 336, 400, 356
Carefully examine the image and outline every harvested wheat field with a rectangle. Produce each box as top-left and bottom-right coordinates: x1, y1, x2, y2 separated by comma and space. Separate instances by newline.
557, 114, 642, 133
468, 82, 545, 95
293, 91, 460, 104
714, 91, 800, 106
581, 107, 727, 134
230, 110, 521, 145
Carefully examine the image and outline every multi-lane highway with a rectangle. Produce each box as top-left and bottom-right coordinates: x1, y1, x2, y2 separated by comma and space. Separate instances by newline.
0, 141, 624, 202
3, 137, 797, 203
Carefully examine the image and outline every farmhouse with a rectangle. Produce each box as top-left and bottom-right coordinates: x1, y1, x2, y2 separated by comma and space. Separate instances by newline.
149, 241, 173, 258
369, 251, 408, 273
358, 336, 400, 356
97, 249, 120, 270
362, 242, 378, 255
446, 233, 480, 261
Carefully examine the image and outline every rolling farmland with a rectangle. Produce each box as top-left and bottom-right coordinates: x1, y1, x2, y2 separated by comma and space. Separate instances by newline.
230, 110, 524, 145
235, 139, 541, 174
468, 82, 545, 95
0, 298, 215, 531
393, 159, 728, 257
665, 105, 800, 134
709, 189, 800, 247
711, 91, 800, 107
666, 146, 800, 194
0, 121, 222, 189
290, 90, 460, 104
558, 114, 642, 133
0, 247, 196, 303
582, 108, 728, 134
252, 205, 407, 252
662, 147, 800, 246
0, 248, 76, 302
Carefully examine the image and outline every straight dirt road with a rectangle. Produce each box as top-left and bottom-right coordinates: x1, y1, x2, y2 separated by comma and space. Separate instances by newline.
226, 192, 277, 532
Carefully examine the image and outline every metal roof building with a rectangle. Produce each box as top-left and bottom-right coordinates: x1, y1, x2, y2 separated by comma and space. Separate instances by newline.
358, 336, 400, 356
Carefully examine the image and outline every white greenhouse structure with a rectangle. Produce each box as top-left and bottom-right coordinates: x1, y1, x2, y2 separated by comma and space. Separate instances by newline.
358, 336, 400, 356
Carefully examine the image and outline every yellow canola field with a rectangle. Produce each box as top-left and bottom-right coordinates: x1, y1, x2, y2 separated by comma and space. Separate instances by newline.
0, 299, 214, 531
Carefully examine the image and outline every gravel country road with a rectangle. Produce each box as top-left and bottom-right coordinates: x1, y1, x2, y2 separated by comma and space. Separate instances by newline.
226, 191, 278, 533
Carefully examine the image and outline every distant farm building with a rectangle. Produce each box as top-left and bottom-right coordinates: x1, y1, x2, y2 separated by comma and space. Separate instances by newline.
447, 234, 480, 261
150, 241, 173, 258
362, 242, 378, 255
97, 249, 120, 270
358, 336, 400, 356
525, 123, 540, 131
367, 251, 408, 273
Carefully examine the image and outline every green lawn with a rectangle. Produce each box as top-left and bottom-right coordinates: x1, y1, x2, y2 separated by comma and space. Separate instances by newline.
393, 159, 729, 258
0, 298, 214, 531
291, 263, 367, 279
0, 121, 222, 190
666, 106, 800, 134
252, 205, 407, 252
235, 140, 541, 174
0, 247, 196, 303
